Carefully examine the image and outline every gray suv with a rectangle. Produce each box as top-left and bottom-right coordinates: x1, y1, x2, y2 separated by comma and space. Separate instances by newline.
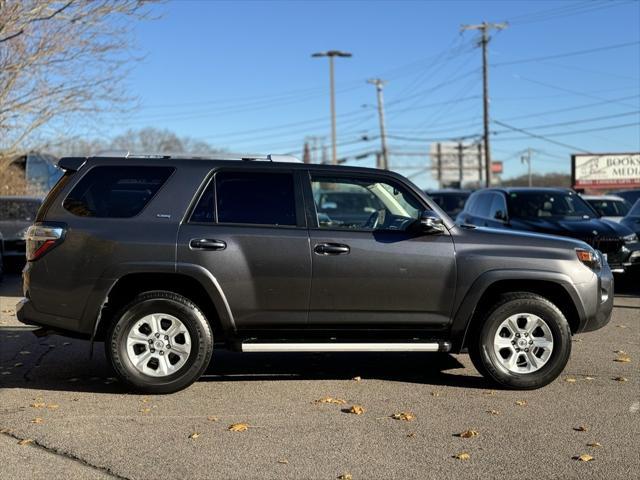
18, 154, 614, 393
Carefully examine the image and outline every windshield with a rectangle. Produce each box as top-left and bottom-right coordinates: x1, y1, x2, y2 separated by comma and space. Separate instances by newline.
587, 198, 630, 217
508, 191, 596, 220
0, 199, 41, 221
630, 200, 640, 216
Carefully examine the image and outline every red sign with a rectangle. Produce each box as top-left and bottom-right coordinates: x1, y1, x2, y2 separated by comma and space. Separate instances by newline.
491, 161, 503, 174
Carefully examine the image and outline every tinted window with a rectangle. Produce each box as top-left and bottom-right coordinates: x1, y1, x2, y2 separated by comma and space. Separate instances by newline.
587, 199, 630, 217
470, 192, 493, 217
488, 193, 508, 220
311, 176, 422, 231
215, 171, 297, 226
63, 166, 173, 218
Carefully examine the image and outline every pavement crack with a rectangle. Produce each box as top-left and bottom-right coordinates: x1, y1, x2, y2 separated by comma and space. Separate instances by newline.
1, 429, 132, 480
22, 343, 57, 382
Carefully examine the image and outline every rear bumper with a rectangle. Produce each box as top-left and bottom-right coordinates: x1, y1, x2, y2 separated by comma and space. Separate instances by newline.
16, 297, 91, 338
578, 262, 614, 333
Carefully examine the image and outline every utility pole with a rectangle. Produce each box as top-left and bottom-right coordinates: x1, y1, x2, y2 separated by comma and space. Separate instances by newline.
477, 142, 483, 186
521, 147, 533, 187
312, 50, 352, 165
367, 78, 389, 170
457, 142, 464, 188
461, 21, 507, 187
436, 143, 443, 189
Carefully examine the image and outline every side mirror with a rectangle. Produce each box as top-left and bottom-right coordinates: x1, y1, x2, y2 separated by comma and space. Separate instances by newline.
419, 210, 446, 234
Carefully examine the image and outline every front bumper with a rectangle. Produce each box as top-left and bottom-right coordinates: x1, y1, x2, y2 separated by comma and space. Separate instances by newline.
605, 242, 640, 273
578, 261, 614, 333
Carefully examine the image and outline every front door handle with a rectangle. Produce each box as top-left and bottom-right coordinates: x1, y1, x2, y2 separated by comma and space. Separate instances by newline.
190, 238, 227, 251
314, 243, 350, 255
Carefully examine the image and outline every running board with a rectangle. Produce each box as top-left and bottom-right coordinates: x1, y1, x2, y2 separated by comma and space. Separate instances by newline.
240, 342, 450, 353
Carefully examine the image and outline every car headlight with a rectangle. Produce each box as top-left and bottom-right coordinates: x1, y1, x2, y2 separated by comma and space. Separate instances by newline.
576, 248, 602, 271
623, 233, 638, 244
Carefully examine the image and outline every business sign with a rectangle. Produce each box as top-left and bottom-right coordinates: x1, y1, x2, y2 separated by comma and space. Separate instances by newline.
429, 142, 487, 184
572, 153, 640, 189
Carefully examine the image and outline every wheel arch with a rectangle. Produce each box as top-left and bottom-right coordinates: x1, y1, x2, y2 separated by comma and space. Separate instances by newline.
451, 270, 585, 352
91, 264, 236, 346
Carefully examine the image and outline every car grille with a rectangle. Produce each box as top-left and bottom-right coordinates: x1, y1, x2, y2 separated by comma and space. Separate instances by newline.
579, 236, 623, 254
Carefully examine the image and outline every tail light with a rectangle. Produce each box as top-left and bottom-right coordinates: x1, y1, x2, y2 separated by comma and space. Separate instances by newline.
26, 223, 66, 261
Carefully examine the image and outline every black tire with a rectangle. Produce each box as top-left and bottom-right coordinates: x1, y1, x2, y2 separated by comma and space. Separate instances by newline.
468, 292, 572, 390
105, 290, 213, 394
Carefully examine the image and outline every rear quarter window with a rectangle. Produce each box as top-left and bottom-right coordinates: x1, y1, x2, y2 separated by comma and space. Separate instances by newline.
63, 166, 174, 218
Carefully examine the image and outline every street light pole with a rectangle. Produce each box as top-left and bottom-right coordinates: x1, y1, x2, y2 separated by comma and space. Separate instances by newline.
312, 50, 352, 165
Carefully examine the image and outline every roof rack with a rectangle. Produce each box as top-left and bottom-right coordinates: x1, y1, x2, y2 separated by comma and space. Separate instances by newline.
91, 151, 301, 163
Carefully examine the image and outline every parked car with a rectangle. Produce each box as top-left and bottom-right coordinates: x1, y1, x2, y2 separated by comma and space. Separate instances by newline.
609, 189, 640, 206
621, 200, 640, 237
313, 190, 383, 228
425, 189, 471, 219
19, 154, 613, 393
457, 187, 640, 274
581, 194, 631, 223
0, 196, 42, 266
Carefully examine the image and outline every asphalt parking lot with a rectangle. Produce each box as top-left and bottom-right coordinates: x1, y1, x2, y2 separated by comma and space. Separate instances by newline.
1, 272, 638, 480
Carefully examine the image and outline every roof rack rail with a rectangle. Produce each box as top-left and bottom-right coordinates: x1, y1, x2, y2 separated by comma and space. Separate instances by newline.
90, 151, 302, 163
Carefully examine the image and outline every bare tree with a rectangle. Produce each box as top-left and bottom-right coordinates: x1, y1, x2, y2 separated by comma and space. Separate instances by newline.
0, 0, 154, 174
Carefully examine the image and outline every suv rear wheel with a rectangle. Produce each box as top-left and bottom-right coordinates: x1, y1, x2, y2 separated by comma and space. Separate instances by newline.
469, 292, 571, 389
106, 291, 213, 394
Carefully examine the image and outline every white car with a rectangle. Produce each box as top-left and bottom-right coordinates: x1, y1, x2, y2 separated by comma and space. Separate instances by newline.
581, 194, 631, 223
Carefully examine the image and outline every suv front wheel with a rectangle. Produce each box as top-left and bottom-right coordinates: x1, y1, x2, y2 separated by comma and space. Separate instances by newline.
469, 292, 572, 389
106, 291, 213, 394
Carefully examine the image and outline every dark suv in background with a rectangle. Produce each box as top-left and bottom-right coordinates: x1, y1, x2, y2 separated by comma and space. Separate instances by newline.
18, 154, 613, 393
457, 188, 640, 274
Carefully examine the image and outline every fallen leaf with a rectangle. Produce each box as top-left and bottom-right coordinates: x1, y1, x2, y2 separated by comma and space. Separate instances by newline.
140, 407, 152, 414
13, 362, 23, 367
584, 376, 595, 381
337, 474, 353, 480
30, 402, 46, 409
453, 452, 471, 460
315, 397, 347, 405
207, 416, 219, 422
486, 409, 500, 415
189, 432, 200, 439
30, 418, 44, 424
63, 342, 71, 346
1, 371, 11, 376
390, 412, 415, 422
613, 376, 628, 382
140, 398, 149, 404
46, 404, 59, 410
573, 426, 588, 432
430, 391, 441, 397
565, 378, 577, 383
352, 376, 362, 382
613, 350, 626, 354
615, 325, 627, 328
587, 442, 602, 448
344, 405, 365, 415
0, 428, 12, 434
228, 423, 249, 432
456, 429, 479, 438
515, 400, 528, 406
17, 439, 33, 446
614, 355, 631, 363
483, 390, 496, 395
277, 459, 289, 464
19, 351, 30, 355
406, 432, 416, 437
574, 454, 594, 462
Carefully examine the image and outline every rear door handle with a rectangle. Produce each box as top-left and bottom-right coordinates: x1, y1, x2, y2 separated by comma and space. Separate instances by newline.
190, 238, 227, 250
314, 243, 350, 255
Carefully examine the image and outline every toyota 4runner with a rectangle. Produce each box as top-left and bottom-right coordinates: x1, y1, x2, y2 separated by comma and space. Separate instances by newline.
17, 153, 614, 393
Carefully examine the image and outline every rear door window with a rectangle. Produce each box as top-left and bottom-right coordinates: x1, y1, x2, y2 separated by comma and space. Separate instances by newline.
214, 171, 297, 226
63, 166, 174, 218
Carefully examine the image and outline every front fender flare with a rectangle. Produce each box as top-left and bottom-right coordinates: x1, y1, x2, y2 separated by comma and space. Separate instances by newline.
450, 269, 587, 352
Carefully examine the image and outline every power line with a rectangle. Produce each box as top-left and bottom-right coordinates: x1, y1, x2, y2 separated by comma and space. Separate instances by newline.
493, 40, 640, 67
506, 110, 639, 131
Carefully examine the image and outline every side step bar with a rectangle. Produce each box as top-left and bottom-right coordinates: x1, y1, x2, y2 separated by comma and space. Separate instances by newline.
241, 342, 451, 353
